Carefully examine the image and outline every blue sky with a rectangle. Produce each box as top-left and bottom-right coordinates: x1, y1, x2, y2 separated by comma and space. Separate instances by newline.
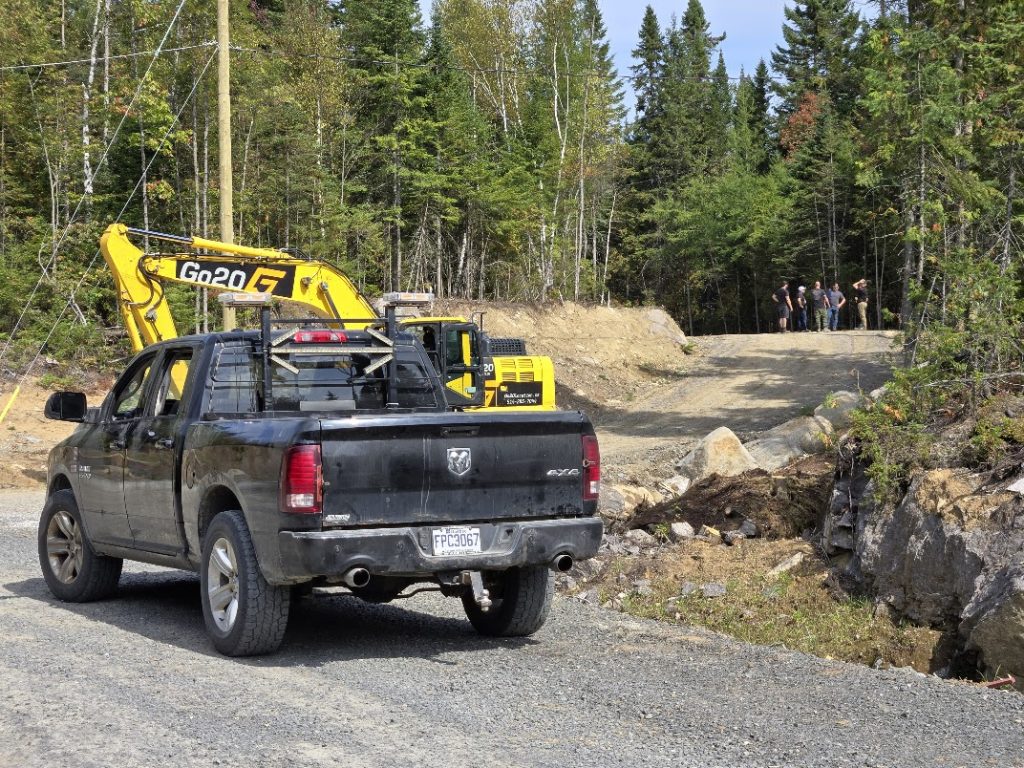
416, 1, 793, 107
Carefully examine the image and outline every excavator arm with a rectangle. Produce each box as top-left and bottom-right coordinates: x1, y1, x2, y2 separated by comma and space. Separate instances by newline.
100, 223, 376, 353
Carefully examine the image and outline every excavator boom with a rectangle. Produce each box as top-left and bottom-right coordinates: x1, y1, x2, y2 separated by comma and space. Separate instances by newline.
101, 224, 376, 353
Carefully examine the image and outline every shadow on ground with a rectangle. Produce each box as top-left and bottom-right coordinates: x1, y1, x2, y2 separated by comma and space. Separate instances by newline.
4, 570, 534, 666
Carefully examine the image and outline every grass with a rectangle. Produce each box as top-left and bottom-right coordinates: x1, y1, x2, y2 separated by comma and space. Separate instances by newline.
579, 539, 944, 671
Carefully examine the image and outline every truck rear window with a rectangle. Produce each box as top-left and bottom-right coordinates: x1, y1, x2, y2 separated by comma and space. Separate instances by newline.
206, 344, 438, 414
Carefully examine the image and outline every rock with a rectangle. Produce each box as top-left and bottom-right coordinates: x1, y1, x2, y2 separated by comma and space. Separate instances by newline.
868, 385, 888, 402
743, 437, 796, 472
624, 528, 656, 547
701, 582, 727, 598
697, 524, 721, 540
723, 530, 746, 546
745, 416, 835, 471
847, 466, 1024, 681
598, 486, 629, 521
1007, 477, 1024, 495
669, 521, 695, 542
767, 551, 806, 578
660, 474, 691, 497
632, 579, 653, 597
601, 484, 659, 522
645, 307, 687, 346
813, 390, 862, 429
575, 590, 595, 604
680, 581, 699, 596
961, 559, 1024, 685
739, 518, 759, 538
674, 427, 759, 484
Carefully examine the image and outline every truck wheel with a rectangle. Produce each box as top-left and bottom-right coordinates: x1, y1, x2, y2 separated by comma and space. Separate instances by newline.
37, 489, 122, 602
462, 566, 553, 637
200, 510, 290, 656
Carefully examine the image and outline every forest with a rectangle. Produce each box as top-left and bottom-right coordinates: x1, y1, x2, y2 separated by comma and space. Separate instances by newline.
0, 0, 1021, 371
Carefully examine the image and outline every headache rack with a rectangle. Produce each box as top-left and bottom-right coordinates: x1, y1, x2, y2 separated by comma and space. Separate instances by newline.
221, 292, 430, 410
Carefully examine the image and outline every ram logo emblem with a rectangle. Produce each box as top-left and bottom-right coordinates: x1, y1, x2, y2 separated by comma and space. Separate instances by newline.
447, 447, 471, 477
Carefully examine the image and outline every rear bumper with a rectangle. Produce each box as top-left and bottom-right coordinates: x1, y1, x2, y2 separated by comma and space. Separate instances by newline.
274, 516, 603, 583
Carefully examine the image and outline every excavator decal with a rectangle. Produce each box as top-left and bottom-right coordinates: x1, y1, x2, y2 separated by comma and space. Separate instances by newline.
175, 260, 295, 296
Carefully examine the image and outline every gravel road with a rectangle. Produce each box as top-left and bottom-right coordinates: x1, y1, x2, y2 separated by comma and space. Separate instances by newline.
1, 489, 1022, 768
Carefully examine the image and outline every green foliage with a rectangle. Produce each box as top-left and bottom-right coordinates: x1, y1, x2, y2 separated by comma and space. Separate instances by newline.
0, 0, 1021, 376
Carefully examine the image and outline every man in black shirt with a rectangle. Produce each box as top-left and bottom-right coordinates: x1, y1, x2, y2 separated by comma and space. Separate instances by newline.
810, 281, 829, 332
772, 280, 793, 332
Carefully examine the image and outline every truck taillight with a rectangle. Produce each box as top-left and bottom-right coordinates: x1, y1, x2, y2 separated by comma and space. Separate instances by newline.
280, 444, 322, 514
582, 435, 600, 501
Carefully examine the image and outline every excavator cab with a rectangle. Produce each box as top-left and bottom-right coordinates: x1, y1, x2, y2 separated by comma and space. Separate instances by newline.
405, 320, 484, 409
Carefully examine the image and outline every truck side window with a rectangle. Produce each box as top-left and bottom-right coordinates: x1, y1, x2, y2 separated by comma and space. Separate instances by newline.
112, 358, 155, 420
208, 345, 260, 414
395, 361, 438, 408
151, 350, 194, 418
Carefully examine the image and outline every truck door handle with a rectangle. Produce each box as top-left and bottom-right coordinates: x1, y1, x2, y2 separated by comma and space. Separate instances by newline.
441, 426, 479, 437
144, 430, 174, 450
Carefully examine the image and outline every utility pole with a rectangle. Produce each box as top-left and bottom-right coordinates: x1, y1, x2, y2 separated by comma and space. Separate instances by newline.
217, 0, 236, 331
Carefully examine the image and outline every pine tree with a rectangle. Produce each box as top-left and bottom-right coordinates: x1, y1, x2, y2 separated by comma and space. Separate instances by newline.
771, 0, 861, 117
339, 0, 428, 290
751, 59, 774, 172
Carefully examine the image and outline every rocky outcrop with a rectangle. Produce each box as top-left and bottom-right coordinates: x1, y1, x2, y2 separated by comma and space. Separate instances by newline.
824, 465, 1024, 683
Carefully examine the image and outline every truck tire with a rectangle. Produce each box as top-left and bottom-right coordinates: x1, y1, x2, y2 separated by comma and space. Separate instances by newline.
38, 490, 122, 602
200, 510, 290, 656
462, 566, 553, 637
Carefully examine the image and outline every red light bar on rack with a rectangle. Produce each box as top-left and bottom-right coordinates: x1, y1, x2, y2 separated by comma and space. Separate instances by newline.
293, 330, 348, 343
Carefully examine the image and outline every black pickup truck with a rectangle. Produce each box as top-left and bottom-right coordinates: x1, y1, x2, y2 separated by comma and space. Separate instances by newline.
39, 320, 602, 656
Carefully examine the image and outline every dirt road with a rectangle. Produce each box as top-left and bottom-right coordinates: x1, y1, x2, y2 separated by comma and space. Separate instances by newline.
1, 489, 1022, 768
593, 330, 898, 484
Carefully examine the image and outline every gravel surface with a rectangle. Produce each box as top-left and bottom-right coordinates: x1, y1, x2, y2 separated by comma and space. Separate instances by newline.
2, 489, 1022, 768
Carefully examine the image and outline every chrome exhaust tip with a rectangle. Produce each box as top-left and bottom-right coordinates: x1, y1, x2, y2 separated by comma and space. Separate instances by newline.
552, 554, 574, 573
341, 567, 371, 589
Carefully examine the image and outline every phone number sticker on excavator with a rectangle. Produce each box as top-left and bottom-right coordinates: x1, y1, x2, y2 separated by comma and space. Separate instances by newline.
176, 260, 297, 296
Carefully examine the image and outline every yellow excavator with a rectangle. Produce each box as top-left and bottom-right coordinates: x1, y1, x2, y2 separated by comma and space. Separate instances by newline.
99, 223, 556, 411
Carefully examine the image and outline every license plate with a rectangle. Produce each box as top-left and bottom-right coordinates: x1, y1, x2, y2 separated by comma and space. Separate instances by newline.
432, 526, 482, 556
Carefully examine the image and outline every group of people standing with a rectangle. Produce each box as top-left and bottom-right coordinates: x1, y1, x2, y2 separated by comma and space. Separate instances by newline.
772, 279, 870, 332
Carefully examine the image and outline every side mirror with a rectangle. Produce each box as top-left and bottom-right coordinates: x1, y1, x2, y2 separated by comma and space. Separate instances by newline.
44, 391, 88, 422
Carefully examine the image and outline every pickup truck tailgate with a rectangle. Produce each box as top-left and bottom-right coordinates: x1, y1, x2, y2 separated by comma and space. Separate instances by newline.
319, 412, 590, 526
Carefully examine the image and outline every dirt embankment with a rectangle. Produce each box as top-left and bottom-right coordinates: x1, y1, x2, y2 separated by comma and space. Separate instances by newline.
0, 380, 111, 489
437, 300, 693, 410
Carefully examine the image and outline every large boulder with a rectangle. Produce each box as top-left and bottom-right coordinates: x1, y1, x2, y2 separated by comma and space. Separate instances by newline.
745, 416, 834, 471
645, 308, 687, 346
674, 426, 759, 483
814, 390, 862, 429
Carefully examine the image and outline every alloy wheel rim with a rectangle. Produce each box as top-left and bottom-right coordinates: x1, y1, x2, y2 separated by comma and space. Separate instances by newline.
207, 537, 239, 632
46, 511, 84, 584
